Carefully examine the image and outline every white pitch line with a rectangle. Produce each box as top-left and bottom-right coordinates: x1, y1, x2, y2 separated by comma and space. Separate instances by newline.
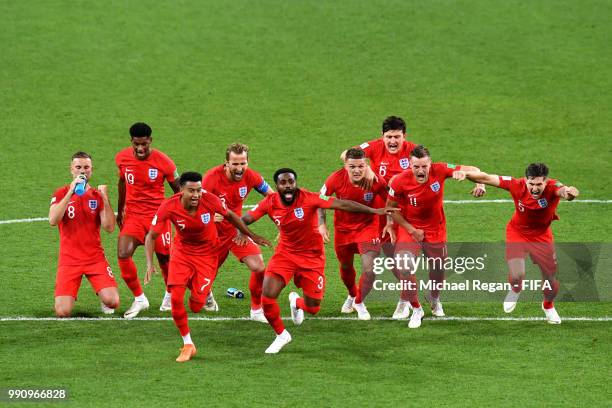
2, 199, 611, 225
1, 316, 610, 322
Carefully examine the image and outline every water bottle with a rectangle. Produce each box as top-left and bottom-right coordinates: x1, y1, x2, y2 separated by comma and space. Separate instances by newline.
74, 175, 87, 196
226, 288, 244, 299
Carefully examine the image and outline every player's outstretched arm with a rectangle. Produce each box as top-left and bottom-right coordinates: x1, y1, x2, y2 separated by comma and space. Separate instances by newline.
116, 176, 126, 228
241, 213, 256, 226
226, 210, 271, 247
453, 170, 501, 188
49, 177, 82, 226
98, 185, 116, 233
329, 198, 398, 216
143, 230, 159, 285
455, 165, 487, 197
557, 185, 580, 201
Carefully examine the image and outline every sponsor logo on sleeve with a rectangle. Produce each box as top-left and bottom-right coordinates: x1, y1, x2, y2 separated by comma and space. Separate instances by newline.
152, 215, 157, 226
294, 207, 304, 219
389, 187, 395, 197
447, 163, 456, 169
173, 169, 179, 179
359, 142, 369, 149
148, 168, 159, 180
319, 194, 331, 201
430, 181, 441, 193
201, 213, 211, 224
399, 158, 410, 169
320, 185, 327, 195
501, 176, 512, 181
238, 186, 248, 198
555, 182, 563, 188
51, 197, 57, 204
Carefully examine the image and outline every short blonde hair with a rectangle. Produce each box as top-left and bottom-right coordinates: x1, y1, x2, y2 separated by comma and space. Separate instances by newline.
226, 143, 249, 161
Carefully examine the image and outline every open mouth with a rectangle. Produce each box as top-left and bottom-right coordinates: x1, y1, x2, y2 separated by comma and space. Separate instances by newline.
283, 191, 294, 201
233, 172, 244, 180
388, 143, 399, 151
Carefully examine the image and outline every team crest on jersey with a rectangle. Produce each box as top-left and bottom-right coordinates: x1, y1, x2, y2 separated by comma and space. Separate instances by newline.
238, 186, 248, 198
399, 158, 410, 170
148, 168, 158, 180
430, 181, 441, 193
294, 207, 304, 219
537, 198, 548, 208
364, 192, 374, 202
201, 213, 211, 224
88, 200, 98, 210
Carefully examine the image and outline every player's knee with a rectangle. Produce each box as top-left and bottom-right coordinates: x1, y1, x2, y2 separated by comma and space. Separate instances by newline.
189, 299, 204, 313
304, 304, 321, 315
251, 263, 265, 273
117, 249, 132, 260
104, 295, 120, 310
55, 305, 72, 318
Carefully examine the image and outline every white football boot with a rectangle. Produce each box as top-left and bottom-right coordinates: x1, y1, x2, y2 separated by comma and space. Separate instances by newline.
159, 292, 172, 312
353, 302, 371, 321
100, 303, 114, 315
408, 307, 425, 329
265, 330, 292, 354
341, 295, 355, 314
430, 298, 445, 317
503, 290, 520, 313
288, 292, 304, 325
204, 292, 219, 312
123, 296, 149, 319
542, 303, 561, 324
392, 300, 411, 320
250, 308, 268, 323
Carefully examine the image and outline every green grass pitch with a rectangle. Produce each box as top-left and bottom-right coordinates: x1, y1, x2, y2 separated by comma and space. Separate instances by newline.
1, 0, 611, 406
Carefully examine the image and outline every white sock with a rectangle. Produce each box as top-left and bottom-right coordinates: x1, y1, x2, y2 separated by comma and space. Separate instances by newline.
182, 333, 193, 345
164, 291, 171, 299
135, 294, 147, 302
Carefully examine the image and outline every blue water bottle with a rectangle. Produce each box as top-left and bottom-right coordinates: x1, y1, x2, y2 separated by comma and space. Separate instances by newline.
74, 175, 87, 196
226, 288, 244, 299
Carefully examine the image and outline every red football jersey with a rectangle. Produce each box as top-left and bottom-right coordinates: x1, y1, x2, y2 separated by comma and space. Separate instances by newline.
51, 186, 107, 266
358, 138, 418, 183
115, 148, 177, 217
498, 177, 561, 237
248, 189, 335, 254
151, 192, 227, 256
321, 168, 387, 233
202, 165, 270, 235
388, 163, 460, 231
